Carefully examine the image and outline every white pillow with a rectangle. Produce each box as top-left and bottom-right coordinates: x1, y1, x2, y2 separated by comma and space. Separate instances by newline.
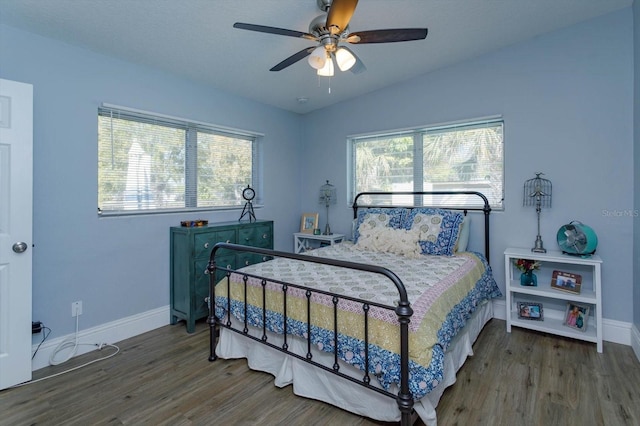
355, 221, 422, 258
353, 208, 407, 243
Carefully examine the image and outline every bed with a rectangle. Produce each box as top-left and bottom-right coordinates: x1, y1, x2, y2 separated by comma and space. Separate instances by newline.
207, 191, 501, 426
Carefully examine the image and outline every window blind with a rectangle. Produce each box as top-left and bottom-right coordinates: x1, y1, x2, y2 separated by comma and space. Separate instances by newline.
349, 118, 504, 209
98, 106, 258, 215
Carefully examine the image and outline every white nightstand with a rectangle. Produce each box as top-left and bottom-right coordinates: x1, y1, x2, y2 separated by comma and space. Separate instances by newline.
504, 247, 603, 353
294, 233, 345, 253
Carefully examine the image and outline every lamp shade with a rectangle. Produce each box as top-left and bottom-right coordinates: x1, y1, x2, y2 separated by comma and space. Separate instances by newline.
523, 173, 552, 208
335, 47, 356, 71
319, 180, 337, 235
523, 172, 552, 253
319, 180, 337, 206
317, 54, 334, 76
307, 46, 327, 70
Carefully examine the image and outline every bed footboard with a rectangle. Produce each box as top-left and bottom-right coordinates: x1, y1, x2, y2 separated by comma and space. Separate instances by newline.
207, 243, 414, 426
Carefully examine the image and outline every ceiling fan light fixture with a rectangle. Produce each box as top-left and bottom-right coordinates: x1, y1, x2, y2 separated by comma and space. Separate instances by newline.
335, 47, 356, 71
317, 53, 334, 76
307, 46, 327, 70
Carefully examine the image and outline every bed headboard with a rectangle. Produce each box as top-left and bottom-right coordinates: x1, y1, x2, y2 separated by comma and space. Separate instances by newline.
352, 191, 492, 263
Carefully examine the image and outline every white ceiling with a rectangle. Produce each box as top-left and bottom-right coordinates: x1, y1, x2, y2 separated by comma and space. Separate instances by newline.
0, 0, 632, 114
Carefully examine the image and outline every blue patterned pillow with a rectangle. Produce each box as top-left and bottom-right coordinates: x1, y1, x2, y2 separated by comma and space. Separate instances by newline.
353, 208, 407, 243
402, 208, 464, 255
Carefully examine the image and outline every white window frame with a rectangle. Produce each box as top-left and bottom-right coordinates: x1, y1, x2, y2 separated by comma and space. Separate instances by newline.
348, 116, 504, 209
98, 103, 262, 216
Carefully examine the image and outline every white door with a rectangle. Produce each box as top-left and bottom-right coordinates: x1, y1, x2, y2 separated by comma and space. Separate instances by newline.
0, 79, 33, 389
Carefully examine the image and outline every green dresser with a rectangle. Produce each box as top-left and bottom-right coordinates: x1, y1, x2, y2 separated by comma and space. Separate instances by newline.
170, 220, 274, 333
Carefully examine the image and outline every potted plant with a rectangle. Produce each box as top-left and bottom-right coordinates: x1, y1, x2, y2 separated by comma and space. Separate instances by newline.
514, 258, 541, 286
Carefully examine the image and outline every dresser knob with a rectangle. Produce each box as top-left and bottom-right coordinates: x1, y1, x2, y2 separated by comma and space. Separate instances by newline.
245, 260, 250, 266
204, 268, 209, 275
204, 242, 209, 249
226, 239, 231, 243
262, 234, 267, 239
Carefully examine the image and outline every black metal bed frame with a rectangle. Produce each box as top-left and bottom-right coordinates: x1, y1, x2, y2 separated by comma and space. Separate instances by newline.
208, 191, 491, 426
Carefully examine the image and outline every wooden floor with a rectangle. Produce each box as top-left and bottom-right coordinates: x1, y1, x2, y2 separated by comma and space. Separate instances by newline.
2, 319, 639, 426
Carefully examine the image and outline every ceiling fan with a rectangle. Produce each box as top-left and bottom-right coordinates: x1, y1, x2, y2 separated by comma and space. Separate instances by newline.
233, 0, 428, 76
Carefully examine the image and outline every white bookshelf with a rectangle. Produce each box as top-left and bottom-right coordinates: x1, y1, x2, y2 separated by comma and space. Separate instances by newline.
504, 247, 603, 353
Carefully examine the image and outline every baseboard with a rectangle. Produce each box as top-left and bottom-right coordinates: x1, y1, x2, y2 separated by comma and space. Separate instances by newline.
631, 324, 640, 363
30, 302, 638, 372
492, 299, 506, 321
31, 305, 170, 371
602, 318, 632, 346
491, 299, 632, 347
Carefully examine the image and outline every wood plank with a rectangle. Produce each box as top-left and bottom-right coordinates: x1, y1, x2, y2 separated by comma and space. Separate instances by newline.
1, 319, 639, 425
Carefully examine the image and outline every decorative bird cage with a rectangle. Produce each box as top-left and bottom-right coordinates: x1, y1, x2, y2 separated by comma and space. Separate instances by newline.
523, 172, 552, 253
318, 180, 337, 235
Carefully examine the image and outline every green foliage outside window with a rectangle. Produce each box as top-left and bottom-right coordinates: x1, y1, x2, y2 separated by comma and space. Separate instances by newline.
350, 119, 504, 208
98, 107, 256, 214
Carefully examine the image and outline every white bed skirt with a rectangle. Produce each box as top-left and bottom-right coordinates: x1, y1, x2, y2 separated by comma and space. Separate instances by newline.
216, 300, 494, 426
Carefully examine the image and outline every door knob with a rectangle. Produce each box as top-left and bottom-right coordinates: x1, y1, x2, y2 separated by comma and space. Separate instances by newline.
12, 242, 28, 253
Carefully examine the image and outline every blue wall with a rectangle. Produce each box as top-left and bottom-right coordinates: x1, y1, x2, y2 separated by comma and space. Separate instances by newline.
634, 2, 640, 330
0, 7, 635, 340
0, 24, 304, 338
302, 9, 634, 323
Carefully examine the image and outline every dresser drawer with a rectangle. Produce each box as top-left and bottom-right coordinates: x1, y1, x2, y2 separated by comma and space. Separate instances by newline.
194, 229, 237, 259
171, 220, 273, 333
196, 254, 236, 290
238, 224, 273, 248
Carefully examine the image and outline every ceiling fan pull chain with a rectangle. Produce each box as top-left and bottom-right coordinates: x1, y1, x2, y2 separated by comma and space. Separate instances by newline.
316, 75, 331, 93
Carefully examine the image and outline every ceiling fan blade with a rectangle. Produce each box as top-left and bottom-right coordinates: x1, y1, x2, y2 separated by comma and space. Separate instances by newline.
234, 22, 317, 41
326, 0, 358, 35
270, 48, 314, 72
348, 28, 428, 44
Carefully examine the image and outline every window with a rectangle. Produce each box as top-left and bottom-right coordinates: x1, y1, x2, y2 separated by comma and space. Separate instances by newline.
98, 105, 259, 215
349, 118, 504, 209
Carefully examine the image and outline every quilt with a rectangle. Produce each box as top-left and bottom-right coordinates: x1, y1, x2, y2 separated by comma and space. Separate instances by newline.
213, 241, 501, 400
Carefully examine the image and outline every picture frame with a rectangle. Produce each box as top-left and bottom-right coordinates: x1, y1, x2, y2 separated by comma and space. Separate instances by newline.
564, 302, 589, 332
551, 270, 582, 294
517, 302, 543, 320
300, 212, 319, 234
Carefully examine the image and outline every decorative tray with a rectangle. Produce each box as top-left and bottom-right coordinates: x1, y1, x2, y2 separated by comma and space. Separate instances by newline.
180, 219, 209, 227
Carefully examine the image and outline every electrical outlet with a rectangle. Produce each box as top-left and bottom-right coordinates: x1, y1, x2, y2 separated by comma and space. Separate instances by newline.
71, 301, 83, 317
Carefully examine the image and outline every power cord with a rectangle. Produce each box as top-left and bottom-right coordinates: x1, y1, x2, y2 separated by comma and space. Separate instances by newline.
49, 314, 81, 365
32, 325, 51, 360
12, 343, 120, 388
11, 316, 120, 388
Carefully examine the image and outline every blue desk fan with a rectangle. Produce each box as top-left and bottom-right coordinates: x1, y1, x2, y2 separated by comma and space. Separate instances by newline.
557, 221, 598, 257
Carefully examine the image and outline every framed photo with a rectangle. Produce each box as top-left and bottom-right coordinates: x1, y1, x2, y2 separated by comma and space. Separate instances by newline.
300, 212, 319, 234
517, 302, 543, 320
564, 302, 589, 332
551, 270, 582, 294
